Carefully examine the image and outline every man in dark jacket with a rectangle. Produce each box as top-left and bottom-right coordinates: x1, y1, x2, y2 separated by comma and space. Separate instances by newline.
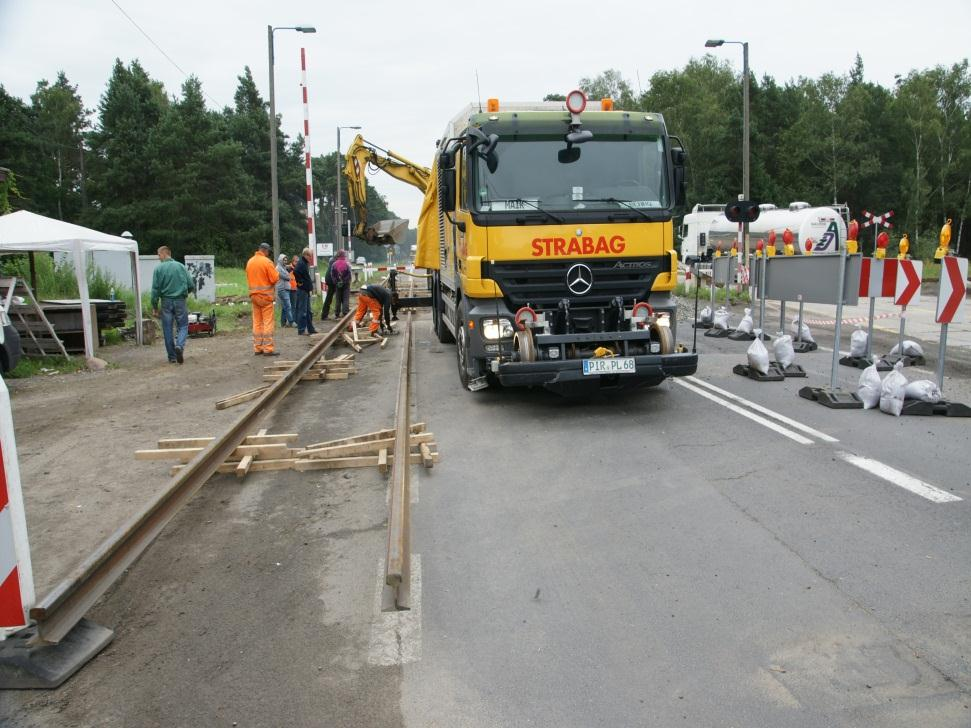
293, 248, 318, 335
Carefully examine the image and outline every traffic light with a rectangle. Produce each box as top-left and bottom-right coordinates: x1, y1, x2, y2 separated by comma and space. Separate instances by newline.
724, 201, 760, 223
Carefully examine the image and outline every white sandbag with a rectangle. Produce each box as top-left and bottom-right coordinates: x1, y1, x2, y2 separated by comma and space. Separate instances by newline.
904, 380, 942, 403
857, 363, 882, 409
773, 333, 795, 369
889, 340, 925, 358
879, 362, 908, 416
747, 331, 770, 374
790, 315, 815, 343
713, 306, 731, 331
698, 305, 713, 324
850, 325, 868, 358
736, 307, 754, 334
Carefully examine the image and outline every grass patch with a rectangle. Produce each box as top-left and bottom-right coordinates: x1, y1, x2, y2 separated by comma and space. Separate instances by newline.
6, 355, 84, 379
675, 282, 751, 304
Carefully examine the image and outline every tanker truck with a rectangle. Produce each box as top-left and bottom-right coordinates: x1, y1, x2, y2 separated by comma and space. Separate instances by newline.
684, 201, 848, 257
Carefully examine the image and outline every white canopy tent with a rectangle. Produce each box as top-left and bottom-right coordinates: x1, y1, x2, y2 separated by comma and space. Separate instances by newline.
0, 211, 143, 359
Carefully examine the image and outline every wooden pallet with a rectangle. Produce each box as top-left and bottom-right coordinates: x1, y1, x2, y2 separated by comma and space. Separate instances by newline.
140, 424, 439, 482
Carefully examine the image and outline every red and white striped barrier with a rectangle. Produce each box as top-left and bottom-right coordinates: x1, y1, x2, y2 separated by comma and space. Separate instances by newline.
0, 376, 34, 637
300, 47, 317, 269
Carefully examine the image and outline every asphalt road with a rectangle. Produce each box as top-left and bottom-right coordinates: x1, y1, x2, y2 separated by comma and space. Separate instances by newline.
3, 309, 970, 727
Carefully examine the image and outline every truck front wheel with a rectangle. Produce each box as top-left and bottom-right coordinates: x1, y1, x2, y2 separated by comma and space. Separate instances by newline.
455, 302, 484, 391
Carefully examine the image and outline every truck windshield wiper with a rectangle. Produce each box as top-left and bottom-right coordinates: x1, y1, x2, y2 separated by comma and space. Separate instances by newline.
583, 197, 655, 221
496, 198, 564, 224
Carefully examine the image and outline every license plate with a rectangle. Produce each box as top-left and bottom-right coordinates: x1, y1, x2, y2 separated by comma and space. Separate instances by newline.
582, 357, 636, 376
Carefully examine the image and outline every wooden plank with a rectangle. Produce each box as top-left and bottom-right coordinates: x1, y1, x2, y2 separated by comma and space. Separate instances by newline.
171, 457, 300, 476
294, 452, 438, 471
235, 455, 254, 479
157, 433, 298, 449
302, 422, 427, 451
323, 372, 349, 381
301, 432, 434, 459
137, 442, 291, 463
214, 386, 269, 410
378, 448, 389, 475
342, 334, 362, 353
419, 442, 434, 469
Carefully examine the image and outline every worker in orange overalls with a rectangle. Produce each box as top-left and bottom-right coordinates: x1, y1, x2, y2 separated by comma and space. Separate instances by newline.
354, 283, 392, 336
246, 243, 280, 355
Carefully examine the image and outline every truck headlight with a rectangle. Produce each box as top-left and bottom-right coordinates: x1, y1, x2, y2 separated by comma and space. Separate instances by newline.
481, 318, 514, 340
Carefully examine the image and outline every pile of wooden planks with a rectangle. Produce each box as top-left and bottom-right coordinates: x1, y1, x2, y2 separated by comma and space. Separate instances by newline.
262, 353, 356, 382
214, 353, 358, 409
135, 424, 439, 482
342, 321, 388, 353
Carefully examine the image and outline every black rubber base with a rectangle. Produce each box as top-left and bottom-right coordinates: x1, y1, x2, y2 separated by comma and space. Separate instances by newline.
0, 619, 114, 689
704, 328, 733, 338
733, 363, 785, 381
839, 355, 874, 369
798, 386, 864, 409
792, 340, 818, 353
727, 329, 771, 342
693, 320, 714, 329
877, 354, 926, 371
771, 362, 807, 378
900, 399, 971, 417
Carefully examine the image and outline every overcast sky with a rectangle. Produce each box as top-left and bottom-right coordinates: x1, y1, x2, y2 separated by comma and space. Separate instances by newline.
2, 0, 969, 231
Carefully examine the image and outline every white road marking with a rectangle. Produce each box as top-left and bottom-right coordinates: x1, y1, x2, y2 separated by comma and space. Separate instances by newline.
685, 376, 839, 443
674, 379, 814, 445
368, 555, 422, 665
838, 452, 962, 504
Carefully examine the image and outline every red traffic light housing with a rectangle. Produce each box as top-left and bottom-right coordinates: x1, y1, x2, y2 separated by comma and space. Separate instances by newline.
724, 200, 760, 224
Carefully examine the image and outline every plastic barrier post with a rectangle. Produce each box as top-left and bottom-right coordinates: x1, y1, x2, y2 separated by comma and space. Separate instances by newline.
0, 375, 113, 689
0, 377, 33, 638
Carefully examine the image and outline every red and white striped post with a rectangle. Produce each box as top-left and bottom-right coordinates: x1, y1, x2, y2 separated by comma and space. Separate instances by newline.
299, 48, 319, 295
0, 376, 34, 638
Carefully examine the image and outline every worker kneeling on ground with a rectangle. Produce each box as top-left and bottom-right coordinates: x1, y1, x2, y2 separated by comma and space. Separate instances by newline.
354, 283, 394, 336
246, 242, 280, 355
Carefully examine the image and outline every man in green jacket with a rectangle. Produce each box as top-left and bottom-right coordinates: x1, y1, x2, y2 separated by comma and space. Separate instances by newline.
151, 245, 194, 364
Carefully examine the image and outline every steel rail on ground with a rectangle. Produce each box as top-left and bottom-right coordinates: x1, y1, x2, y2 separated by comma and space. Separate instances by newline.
385, 310, 413, 610
29, 310, 356, 644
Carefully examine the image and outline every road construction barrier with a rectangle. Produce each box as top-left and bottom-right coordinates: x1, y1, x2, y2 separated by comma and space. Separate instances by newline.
901, 256, 971, 417
841, 257, 901, 369
757, 250, 863, 407
879, 259, 925, 370
0, 377, 33, 638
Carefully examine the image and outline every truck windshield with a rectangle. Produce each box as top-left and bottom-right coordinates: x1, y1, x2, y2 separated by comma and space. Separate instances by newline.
474, 136, 669, 213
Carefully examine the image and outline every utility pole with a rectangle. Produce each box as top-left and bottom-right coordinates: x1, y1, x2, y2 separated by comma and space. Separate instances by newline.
267, 24, 280, 261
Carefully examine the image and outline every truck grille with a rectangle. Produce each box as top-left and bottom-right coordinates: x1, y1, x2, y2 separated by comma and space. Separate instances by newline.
482, 257, 668, 311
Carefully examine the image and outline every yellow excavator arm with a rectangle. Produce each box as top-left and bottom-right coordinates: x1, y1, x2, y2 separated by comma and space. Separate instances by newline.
343, 134, 431, 244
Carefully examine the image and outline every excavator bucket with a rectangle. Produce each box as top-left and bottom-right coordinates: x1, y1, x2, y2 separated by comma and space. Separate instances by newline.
367, 218, 409, 245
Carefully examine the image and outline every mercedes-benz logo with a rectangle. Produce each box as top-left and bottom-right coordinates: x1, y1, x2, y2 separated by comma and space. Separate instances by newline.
566, 263, 593, 296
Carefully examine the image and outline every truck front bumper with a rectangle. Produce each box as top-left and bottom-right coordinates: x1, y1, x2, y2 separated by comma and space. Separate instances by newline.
496, 351, 698, 394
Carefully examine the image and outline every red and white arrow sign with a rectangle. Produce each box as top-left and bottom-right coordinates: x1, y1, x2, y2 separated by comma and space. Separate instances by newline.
859, 258, 899, 298
936, 257, 968, 324
894, 259, 922, 306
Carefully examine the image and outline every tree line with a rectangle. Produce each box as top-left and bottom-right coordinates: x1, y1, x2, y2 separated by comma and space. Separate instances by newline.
2, 54, 969, 264
0, 60, 399, 266
569, 56, 970, 259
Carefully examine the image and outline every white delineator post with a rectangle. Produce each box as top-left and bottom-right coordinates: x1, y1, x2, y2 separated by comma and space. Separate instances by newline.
300, 47, 319, 292
0, 376, 34, 637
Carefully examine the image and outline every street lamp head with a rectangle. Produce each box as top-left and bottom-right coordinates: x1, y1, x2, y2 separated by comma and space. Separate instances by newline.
295, 26, 316, 33
705, 39, 724, 48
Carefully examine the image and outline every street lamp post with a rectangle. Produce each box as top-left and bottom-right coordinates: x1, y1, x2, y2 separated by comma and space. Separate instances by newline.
336, 125, 361, 252
706, 39, 750, 259
267, 24, 316, 261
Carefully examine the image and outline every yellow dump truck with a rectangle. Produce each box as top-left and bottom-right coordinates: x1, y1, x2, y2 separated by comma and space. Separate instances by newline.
348, 90, 699, 394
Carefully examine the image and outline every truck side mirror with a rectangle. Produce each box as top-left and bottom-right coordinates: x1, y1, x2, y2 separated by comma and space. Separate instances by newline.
439, 167, 456, 213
